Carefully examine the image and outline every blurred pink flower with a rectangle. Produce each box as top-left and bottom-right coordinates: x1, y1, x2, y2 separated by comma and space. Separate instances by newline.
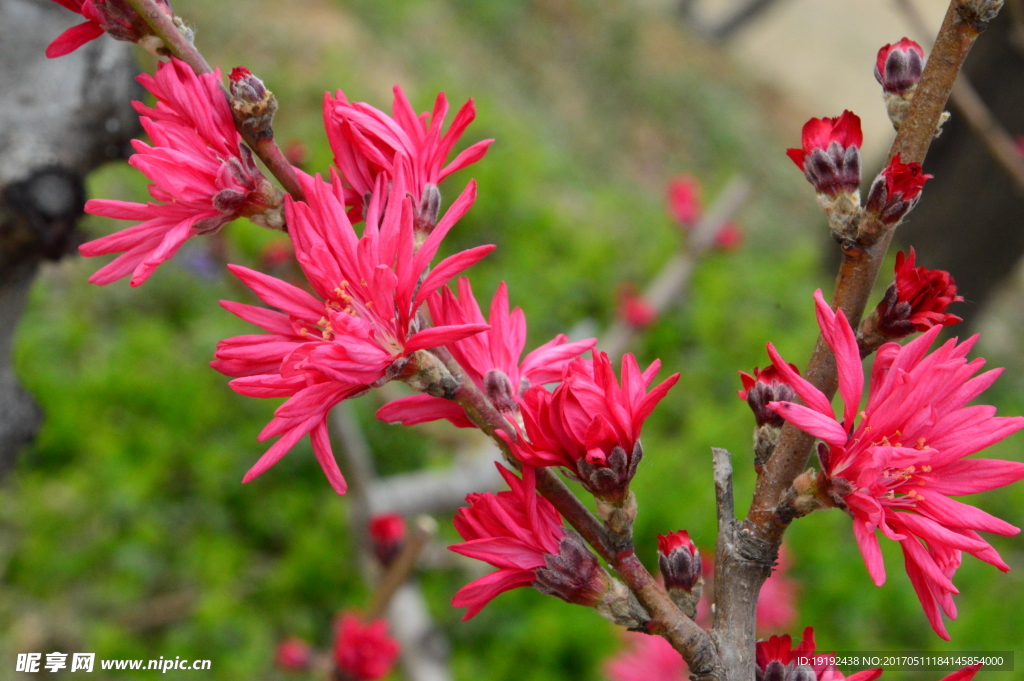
617, 283, 658, 328
275, 637, 312, 672
606, 632, 687, 681
333, 613, 400, 681
714, 222, 744, 251
667, 175, 702, 228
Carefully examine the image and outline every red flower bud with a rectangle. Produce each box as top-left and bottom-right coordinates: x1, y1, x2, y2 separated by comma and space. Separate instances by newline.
275, 637, 312, 671
714, 222, 744, 251
617, 283, 657, 328
786, 111, 863, 197
534, 531, 611, 608
667, 175, 702, 228
865, 154, 932, 224
875, 38, 925, 95
657, 531, 702, 593
229, 66, 277, 140
874, 248, 963, 336
368, 513, 406, 565
739, 365, 799, 429
333, 613, 400, 681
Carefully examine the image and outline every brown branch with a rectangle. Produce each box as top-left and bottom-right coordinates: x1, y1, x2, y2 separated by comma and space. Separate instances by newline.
894, 0, 1024, 194
748, 0, 994, 538
123, 0, 306, 202
364, 515, 437, 621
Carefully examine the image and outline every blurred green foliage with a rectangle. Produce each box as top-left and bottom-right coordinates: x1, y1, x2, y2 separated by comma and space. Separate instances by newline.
2, 0, 1022, 679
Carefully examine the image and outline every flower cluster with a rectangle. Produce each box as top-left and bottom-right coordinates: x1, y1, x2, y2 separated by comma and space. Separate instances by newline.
767, 290, 1024, 638
82, 59, 282, 287
273, 612, 400, 680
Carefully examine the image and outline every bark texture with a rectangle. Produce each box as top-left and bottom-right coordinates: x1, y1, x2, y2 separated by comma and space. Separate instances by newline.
0, 0, 141, 477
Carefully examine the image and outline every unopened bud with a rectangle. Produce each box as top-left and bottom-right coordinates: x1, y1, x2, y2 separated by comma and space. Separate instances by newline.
275, 637, 312, 671
958, 0, 1004, 30
865, 154, 931, 225
657, 530, 702, 618
574, 441, 642, 504
414, 184, 442, 243
368, 513, 407, 566
875, 38, 925, 96
533, 531, 610, 608
230, 67, 278, 140
757, 659, 817, 681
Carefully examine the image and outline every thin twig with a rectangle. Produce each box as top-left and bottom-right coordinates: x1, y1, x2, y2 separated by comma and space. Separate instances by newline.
123, 0, 306, 201
894, 0, 1024, 194
364, 516, 437, 621
712, 448, 734, 527
603, 177, 752, 360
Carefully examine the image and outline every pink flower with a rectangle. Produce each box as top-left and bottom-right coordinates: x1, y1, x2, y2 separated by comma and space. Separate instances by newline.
875, 38, 926, 95
767, 290, 1024, 638
45, 0, 168, 58
275, 637, 312, 672
376, 277, 595, 428
606, 632, 688, 681
212, 168, 493, 494
81, 58, 279, 287
756, 627, 882, 681
874, 248, 963, 336
333, 613, 400, 681
714, 222, 744, 251
786, 111, 863, 197
325, 86, 493, 223
865, 155, 932, 225
502, 349, 680, 501
618, 283, 658, 328
667, 175, 702, 228
368, 513, 406, 565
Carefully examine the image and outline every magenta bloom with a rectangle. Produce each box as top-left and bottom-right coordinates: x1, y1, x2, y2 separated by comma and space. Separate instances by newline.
325, 86, 493, 221
212, 168, 493, 494
503, 349, 679, 501
786, 111, 863, 197
606, 632, 688, 681
274, 638, 312, 672
377, 277, 595, 428
45, 0, 168, 58
449, 465, 567, 620
368, 513, 406, 565
81, 59, 278, 286
333, 613, 400, 681
768, 290, 1024, 638
756, 627, 882, 681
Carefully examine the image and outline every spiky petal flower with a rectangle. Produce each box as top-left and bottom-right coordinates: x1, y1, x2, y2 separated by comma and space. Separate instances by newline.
502, 349, 680, 502
377, 278, 595, 428
875, 38, 926, 95
872, 248, 963, 337
450, 465, 612, 619
325, 86, 493, 225
865, 155, 932, 225
767, 290, 1024, 638
786, 111, 863, 198
333, 613, 400, 681
81, 59, 281, 287
756, 627, 882, 681
606, 633, 688, 681
211, 169, 493, 494
45, 0, 170, 58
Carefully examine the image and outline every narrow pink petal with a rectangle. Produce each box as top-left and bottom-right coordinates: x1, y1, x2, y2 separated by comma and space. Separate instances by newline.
376, 394, 474, 428
938, 664, 982, 681
242, 415, 320, 484
219, 300, 295, 336
853, 518, 886, 586
845, 669, 885, 681
917, 493, 1021, 537
927, 459, 1024, 496
46, 20, 104, 58
310, 420, 348, 495
416, 244, 496, 307
768, 401, 848, 447
766, 343, 834, 417
227, 265, 325, 322
404, 323, 490, 354
451, 569, 535, 620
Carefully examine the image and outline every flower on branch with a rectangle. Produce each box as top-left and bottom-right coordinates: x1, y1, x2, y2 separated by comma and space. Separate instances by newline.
212, 167, 493, 494
618, 282, 658, 328
325, 86, 494, 227
274, 637, 312, 672
667, 175, 702, 229
333, 613, 400, 681
767, 290, 1024, 638
81, 59, 282, 287
501, 349, 680, 503
756, 627, 882, 681
739, 364, 800, 429
368, 513, 406, 565
658, 530, 701, 593
865, 155, 932, 225
449, 465, 614, 620
875, 38, 925, 96
873, 248, 963, 337
786, 111, 863, 199
45, 0, 170, 58
377, 277, 595, 427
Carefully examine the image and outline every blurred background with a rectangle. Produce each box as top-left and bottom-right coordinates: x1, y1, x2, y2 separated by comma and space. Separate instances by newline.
2, 0, 1024, 679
